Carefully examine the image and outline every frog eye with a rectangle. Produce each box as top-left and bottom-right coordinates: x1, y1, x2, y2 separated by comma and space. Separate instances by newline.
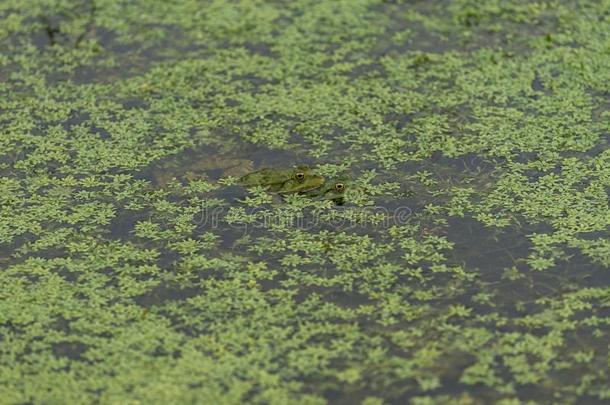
334, 182, 345, 192
295, 172, 305, 181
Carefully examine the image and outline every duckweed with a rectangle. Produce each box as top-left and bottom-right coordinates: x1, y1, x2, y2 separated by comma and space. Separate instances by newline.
1, 0, 609, 403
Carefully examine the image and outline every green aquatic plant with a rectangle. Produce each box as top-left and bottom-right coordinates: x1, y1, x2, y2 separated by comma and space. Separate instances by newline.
1, 0, 609, 403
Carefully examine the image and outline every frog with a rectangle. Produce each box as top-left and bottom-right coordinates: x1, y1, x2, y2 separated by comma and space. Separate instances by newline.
239, 166, 325, 194
303, 178, 350, 202
152, 155, 254, 186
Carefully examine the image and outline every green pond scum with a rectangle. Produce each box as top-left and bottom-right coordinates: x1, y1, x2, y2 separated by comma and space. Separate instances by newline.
1, 0, 609, 403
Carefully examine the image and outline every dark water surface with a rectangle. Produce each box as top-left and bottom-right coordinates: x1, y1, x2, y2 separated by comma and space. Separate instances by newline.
1, 0, 609, 404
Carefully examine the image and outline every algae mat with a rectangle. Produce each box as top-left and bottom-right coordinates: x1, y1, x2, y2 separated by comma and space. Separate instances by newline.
1, 0, 609, 404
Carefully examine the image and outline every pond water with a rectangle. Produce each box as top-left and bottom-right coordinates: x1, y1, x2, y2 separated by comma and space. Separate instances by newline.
1, 0, 609, 404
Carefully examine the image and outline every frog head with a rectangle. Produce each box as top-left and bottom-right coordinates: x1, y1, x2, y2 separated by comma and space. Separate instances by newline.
275, 168, 325, 194
239, 166, 325, 194
305, 178, 350, 201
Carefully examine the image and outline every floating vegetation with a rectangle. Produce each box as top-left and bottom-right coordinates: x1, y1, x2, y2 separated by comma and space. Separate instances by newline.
1, 0, 609, 403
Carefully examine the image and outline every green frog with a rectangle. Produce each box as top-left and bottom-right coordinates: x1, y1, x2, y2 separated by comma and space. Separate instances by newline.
153, 155, 254, 186
303, 178, 350, 202
239, 166, 325, 194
